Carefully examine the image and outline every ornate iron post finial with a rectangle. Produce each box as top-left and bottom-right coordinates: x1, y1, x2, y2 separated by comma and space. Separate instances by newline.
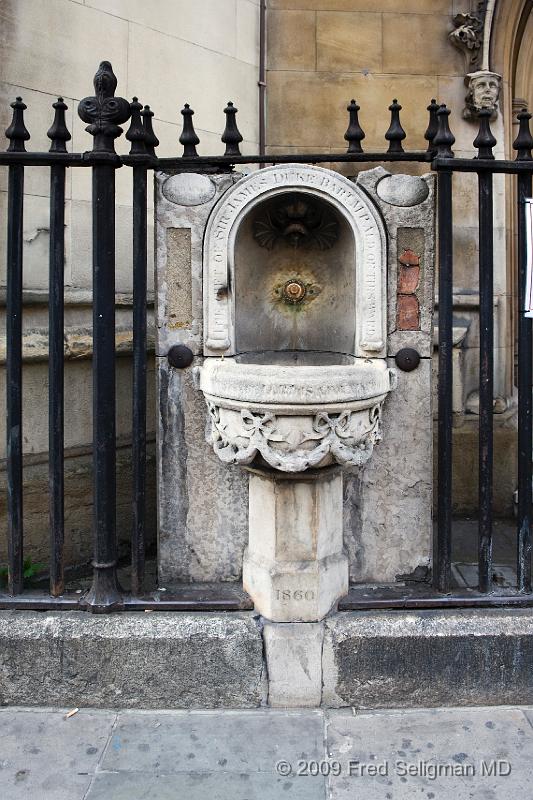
424, 99, 440, 155
344, 99, 365, 154
126, 97, 147, 156
47, 97, 71, 153
180, 104, 200, 157
141, 106, 159, 158
433, 105, 455, 159
222, 101, 243, 156
5, 97, 30, 152
385, 99, 406, 154
78, 61, 130, 153
473, 108, 496, 159
513, 109, 533, 161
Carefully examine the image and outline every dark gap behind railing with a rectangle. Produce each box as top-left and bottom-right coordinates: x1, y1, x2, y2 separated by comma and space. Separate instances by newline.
1, 61, 532, 612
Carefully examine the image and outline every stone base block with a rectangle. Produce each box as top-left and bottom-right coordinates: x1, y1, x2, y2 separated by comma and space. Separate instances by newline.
243, 550, 348, 622
264, 622, 324, 707
323, 609, 533, 708
0, 611, 265, 709
4, 609, 533, 710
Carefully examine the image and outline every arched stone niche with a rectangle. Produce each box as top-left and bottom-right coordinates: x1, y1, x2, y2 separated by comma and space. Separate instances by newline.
203, 164, 387, 358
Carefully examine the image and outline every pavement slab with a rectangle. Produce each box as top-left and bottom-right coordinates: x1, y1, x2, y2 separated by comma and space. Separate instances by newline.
326, 706, 533, 799
0, 708, 116, 800
100, 709, 325, 775
85, 771, 326, 800
0, 705, 532, 799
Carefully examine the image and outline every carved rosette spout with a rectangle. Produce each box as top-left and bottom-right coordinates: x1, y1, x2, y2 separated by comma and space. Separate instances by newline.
253, 194, 339, 251
78, 61, 131, 153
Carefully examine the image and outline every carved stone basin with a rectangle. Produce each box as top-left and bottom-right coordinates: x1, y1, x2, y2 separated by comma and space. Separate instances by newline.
199, 353, 397, 473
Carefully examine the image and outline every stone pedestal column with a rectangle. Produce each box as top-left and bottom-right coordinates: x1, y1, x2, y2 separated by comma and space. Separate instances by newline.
243, 468, 348, 622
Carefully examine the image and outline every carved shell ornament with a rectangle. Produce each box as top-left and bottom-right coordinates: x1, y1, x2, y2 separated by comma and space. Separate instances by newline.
253, 195, 339, 251
206, 402, 383, 472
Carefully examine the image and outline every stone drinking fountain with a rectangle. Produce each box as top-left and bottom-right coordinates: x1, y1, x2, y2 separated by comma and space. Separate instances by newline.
197, 165, 396, 621
156, 162, 435, 629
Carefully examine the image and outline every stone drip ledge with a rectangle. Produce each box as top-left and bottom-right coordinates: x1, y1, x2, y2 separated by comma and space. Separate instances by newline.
2, 609, 533, 710
0, 323, 155, 364
0, 289, 155, 308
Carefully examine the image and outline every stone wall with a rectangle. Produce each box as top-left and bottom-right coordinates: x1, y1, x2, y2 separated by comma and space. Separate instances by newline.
266, 0, 464, 154
0, 0, 260, 570
266, 0, 515, 515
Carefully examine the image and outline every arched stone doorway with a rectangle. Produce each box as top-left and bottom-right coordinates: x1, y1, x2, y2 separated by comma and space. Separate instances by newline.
491, 0, 532, 393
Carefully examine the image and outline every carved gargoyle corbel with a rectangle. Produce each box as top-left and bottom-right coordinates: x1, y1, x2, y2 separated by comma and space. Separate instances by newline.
449, 12, 485, 71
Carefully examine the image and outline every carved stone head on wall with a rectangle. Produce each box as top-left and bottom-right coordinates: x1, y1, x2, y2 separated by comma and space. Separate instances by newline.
463, 70, 502, 120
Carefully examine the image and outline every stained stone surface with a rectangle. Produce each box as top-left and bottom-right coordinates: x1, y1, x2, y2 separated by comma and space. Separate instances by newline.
343, 168, 435, 584
157, 357, 248, 584
343, 358, 433, 583
0, 611, 265, 708
156, 171, 251, 583
264, 622, 324, 707
322, 609, 533, 709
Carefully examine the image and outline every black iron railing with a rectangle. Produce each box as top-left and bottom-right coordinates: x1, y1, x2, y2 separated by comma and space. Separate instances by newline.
1, 61, 532, 612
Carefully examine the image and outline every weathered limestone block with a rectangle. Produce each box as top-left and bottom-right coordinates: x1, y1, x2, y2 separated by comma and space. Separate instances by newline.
156, 171, 249, 583
0, 611, 265, 709
155, 171, 237, 356
344, 359, 433, 583
322, 610, 533, 708
157, 357, 248, 584
263, 621, 324, 707
343, 168, 435, 583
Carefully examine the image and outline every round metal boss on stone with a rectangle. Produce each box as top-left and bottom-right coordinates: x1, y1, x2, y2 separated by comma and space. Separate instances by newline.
395, 347, 421, 372
167, 344, 194, 369
282, 279, 307, 304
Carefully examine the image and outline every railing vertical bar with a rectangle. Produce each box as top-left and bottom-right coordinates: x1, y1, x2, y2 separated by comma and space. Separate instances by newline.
517, 170, 533, 592
48, 164, 66, 596
85, 161, 122, 611
6, 164, 24, 595
436, 168, 454, 592
78, 61, 130, 612
477, 170, 494, 592
131, 164, 148, 595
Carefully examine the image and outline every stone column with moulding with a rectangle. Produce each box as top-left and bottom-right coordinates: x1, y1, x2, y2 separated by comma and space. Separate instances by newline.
243, 467, 347, 623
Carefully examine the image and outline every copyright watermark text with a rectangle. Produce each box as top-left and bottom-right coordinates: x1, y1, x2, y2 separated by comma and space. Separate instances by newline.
275, 758, 512, 779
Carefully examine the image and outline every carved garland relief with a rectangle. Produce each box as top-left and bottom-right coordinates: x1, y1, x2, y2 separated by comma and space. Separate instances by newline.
207, 401, 384, 472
